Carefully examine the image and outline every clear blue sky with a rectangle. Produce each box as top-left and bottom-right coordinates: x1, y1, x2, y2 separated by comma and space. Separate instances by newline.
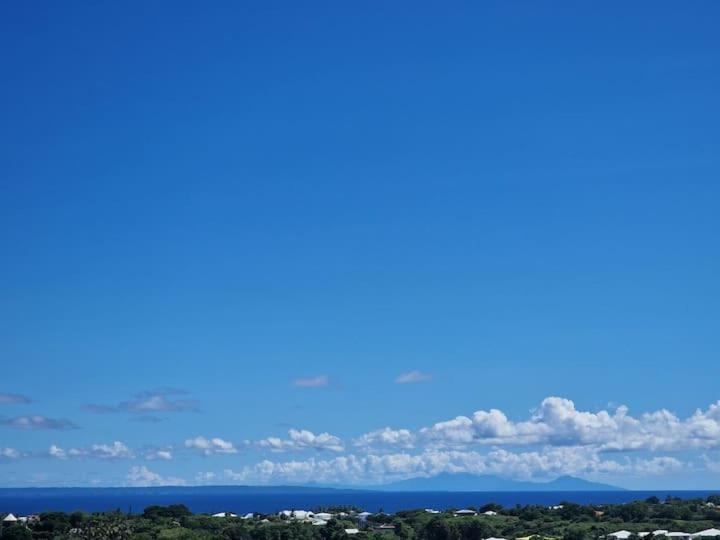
1, 1, 719, 489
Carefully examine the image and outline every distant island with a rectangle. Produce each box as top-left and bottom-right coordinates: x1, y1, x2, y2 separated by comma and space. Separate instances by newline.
373, 474, 622, 492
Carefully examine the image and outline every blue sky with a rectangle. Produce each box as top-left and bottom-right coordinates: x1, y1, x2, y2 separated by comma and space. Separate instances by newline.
1, 1, 719, 489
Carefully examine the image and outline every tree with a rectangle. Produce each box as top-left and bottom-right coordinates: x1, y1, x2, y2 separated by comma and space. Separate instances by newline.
1, 525, 32, 540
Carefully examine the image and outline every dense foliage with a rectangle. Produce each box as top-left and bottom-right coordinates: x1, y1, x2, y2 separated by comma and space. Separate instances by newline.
2, 495, 720, 540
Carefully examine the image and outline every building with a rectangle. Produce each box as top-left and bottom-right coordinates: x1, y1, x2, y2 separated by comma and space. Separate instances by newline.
454, 509, 477, 517
692, 530, 720, 538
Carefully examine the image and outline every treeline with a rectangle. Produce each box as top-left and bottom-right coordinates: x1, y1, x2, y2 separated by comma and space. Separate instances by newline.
2, 495, 720, 540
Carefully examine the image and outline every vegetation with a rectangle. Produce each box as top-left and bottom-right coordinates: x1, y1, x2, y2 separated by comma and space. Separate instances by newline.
2, 495, 720, 540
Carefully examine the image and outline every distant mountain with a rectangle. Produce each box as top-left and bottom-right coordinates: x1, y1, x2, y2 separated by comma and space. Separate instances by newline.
375, 473, 622, 492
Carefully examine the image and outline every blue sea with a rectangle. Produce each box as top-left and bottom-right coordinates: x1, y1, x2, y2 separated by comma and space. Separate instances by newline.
0, 488, 719, 515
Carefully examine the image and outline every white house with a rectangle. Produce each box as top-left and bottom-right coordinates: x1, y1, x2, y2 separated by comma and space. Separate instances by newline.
212, 512, 237, 518
312, 519, 328, 526
279, 510, 313, 520
315, 512, 333, 521
454, 509, 477, 517
3, 514, 18, 523
608, 531, 633, 539
425, 509, 441, 514
692, 530, 720, 538
482, 511, 498, 516
357, 511, 373, 523
345, 529, 360, 535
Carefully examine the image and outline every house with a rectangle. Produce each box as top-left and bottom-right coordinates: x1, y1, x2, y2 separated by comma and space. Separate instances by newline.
345, 529, 360, 535
315, 512, 333, 521
3, 514, 18, 523
692, 530, 720, 538
279, 510, 313, 520
241, 513, 254, 520
608, 531, 633, 539
454, 509, 477, 517
212, 512, 237, 518
312, 519, 328, 526
425, 509, 440, 514
357, 511, 373, 524
482, 511, 498, 516
550, 505, 565, 511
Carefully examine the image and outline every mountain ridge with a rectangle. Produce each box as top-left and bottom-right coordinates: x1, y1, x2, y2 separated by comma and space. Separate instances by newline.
371, 473, 623, 492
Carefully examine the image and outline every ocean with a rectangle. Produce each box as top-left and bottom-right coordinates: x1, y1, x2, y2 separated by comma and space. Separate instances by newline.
0, 488, 718, 515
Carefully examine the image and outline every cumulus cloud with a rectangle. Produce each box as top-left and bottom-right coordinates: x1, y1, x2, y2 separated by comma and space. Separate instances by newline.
2, 415, 78, 430
84, 388, 199, 415
195, 471, 216, 484
293, 376, 329, 388
49, 441, 134, 460
145, 449, 173, 460
0, 447, 21, 460
258, 429, 344, 453
221, 446, 680, 485
126, 465, 185, 487
0, 393, 31, 405
354, 428, 416, 450
395, 371, 431, 384
184, 436, 237, 456
419, 397, 720, 452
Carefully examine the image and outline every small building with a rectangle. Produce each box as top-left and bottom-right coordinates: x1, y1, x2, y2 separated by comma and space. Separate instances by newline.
312, 519, 328, 526
212, 512, 237, 518
279, 510, 313, 520
608, 531, 633, 539
315, 512, 333, 521
425, 509, 440, 514
692, 530, 720, 538
345, 529, 360, 535
482, 510, 498, 516
3, 514, 18, 523
357, 511, 373, 523
454, 509, 477, 517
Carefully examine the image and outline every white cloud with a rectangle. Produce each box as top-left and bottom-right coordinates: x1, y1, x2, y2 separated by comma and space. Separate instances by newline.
419, 397, 720, 452
195, 471, 216, 484
0, 393, 31, 404
395, 371, 431, 384
85, 388, 199, 415
0, 447, 21, 460
126, 465, 185, 487
185, 436, 237, 456
2, 415, 78, 430
293, 376, 329, 388
145, 449, 173, 461
258, 429, 344, 453
48, 441, 134, 460
221, 446, 681, 486
354, 428, 416, 450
